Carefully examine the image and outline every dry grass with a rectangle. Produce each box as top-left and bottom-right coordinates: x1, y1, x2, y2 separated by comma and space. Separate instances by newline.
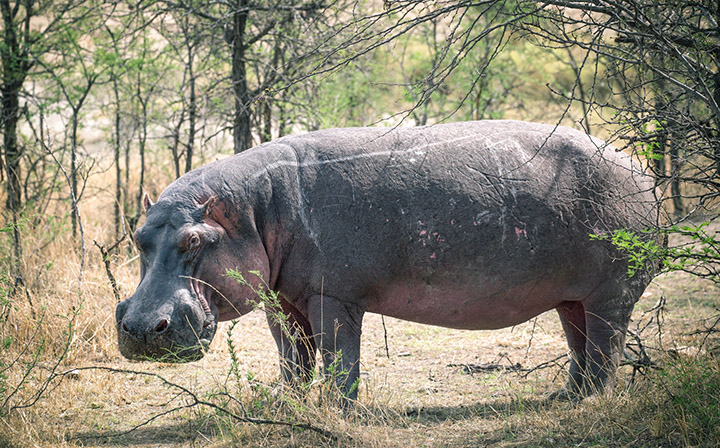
1, 167, 720, 447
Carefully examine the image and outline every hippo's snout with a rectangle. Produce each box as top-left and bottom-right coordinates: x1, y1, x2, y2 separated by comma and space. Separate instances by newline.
116, 291, 217, 363
119, 314, 171, 340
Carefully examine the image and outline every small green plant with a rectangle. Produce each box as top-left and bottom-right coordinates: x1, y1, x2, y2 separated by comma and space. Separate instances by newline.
225, 269, 296, 346
592, 222, 720, 282
661, 222, 720, 282
590, 229, 664, 277
225, 320, 244, 393
634, 121, 666, 162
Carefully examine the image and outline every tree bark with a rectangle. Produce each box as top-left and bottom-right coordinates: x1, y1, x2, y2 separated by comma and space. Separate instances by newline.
669, 133, 684, 216
0, 0, 31, 276
231, 0, 252, 153
113, 77, 122, 237
261, 100, 272, 143
186, 44, 196, 172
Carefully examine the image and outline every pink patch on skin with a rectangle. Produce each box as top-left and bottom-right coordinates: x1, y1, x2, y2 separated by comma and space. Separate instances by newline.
310, 208, 313, 213
430, 252, 436, 259
420, 230, 427, 236
514, 227, 527, 238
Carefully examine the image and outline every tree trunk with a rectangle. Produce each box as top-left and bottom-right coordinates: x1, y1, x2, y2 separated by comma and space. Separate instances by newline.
186, 45, 196, 173
136, 104, 147, 224
1, 84, 23, 269
67, 80, 93, 237
170, 120, 181, 179
132, 89, 148, 231
124, 126, 130, 218
713, 71, 720, 178
70, 108, 79, 236
112, 77, 122, 237
232, 0, 252, 153
669, 132, 684, 216
0, 0, 29, 278
277, 99, 287, 137
261, 100, 272, 143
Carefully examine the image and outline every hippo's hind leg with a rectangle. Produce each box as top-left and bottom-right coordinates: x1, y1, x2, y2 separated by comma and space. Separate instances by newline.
268, 298, 317, 385
554, 295, 635, 400
581, 297, 634, 395
307, 294, 364, 403
555, 301, 588, 399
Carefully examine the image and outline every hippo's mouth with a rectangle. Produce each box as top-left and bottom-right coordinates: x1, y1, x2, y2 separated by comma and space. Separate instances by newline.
190, 277, 217, 348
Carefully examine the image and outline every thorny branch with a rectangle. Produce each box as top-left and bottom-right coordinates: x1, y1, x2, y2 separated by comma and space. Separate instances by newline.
684, 309, 720, 351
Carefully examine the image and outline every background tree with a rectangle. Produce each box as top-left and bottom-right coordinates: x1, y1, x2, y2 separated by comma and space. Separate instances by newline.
161, 0, 357, 153
0, 0, 95, 288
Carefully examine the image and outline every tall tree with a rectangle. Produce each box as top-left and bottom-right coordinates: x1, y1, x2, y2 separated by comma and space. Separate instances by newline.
0, 0, 94, 284
161, 0, 353, 153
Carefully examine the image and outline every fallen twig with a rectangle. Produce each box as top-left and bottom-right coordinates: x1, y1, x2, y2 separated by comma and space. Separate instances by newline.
521, 354, 568, 379
448, 362, 525, 374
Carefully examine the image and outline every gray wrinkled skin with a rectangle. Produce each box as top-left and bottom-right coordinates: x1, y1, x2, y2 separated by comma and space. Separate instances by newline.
116, 120, 659, 401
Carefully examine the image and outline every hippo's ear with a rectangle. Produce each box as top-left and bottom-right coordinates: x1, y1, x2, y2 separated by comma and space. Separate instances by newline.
200, 195, 218, 219
142, 193, 154, 212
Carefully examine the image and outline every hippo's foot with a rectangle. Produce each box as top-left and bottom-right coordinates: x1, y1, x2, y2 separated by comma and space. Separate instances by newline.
548, 373, 612, 403
547, 386, 583, 403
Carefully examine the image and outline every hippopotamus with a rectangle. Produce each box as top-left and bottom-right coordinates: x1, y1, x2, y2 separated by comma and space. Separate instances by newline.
116, 120, 659, 402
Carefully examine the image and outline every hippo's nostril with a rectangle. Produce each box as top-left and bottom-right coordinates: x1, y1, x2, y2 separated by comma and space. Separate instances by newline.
154, 319, 169, 334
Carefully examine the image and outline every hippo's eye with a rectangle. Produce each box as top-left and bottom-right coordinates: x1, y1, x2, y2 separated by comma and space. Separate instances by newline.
188, 234, 201, 250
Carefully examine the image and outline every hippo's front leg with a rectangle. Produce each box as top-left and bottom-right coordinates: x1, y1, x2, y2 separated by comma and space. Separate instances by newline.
267, 299, 317, 385
307, 294, 364, 402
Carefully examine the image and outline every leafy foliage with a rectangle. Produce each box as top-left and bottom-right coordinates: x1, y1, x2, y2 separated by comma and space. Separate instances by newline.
593, 223, 720, 283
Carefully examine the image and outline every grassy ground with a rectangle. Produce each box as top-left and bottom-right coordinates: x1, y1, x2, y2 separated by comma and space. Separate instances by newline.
1, 187, 719, 447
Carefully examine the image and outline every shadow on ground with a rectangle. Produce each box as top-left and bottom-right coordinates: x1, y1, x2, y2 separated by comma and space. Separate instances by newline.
399, 395, 559, 422
71, 419, 216, 447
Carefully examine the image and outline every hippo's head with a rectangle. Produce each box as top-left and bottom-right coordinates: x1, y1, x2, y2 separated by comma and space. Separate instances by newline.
116, 193, 265, 362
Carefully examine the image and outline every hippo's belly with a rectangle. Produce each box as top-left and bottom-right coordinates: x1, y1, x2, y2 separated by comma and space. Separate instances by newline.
366, 276, 590, 330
